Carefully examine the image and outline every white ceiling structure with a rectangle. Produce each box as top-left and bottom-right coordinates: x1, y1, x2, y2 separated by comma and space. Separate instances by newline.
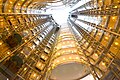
50, 63, 90, 80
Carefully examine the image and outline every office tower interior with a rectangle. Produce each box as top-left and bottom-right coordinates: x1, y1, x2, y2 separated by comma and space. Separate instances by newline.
0, 0, 120, 80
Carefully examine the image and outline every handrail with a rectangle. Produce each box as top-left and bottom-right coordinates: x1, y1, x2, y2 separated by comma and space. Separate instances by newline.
0, 13, 52, 16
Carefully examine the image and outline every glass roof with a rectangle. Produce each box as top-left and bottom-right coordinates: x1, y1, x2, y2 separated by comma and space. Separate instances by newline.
41, 1, 87, 25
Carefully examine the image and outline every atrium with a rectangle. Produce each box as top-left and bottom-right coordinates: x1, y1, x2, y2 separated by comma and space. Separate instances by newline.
0, 0, 120, 80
